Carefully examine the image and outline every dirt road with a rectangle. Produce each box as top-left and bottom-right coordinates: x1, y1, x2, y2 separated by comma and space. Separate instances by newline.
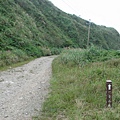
0, 56, 55, 120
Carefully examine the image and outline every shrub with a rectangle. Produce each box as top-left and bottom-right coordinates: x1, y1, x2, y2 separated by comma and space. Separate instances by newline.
12, 48, 28, 60
24, 45, 42, 57
50, 47, 62, 55
41, 47, 51, 56
0, 50, 18, 66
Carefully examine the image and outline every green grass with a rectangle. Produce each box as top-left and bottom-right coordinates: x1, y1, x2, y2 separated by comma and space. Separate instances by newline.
0, 57, 34, 71
34, 48, 120, 120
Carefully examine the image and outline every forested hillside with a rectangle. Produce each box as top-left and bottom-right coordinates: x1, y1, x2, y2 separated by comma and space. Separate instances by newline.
0, 0, 120, 67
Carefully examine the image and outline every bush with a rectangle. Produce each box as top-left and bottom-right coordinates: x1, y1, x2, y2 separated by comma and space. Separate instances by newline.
0, 51, 18, 66
0, 49, 29, 67
41, 47, 51, 56
50, 47, 62, 55
12, 49, 28, 60
24, 45, 42, 57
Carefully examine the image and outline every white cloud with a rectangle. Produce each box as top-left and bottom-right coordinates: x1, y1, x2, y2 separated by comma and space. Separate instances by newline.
49, 0, 120, 33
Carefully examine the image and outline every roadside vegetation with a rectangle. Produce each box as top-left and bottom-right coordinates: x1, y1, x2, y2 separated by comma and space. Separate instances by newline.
0, 57, 34, 71
0, 0, 120, 119
34, 47, 120, 120
1, 0, 120, 69
0, 47, 62, 69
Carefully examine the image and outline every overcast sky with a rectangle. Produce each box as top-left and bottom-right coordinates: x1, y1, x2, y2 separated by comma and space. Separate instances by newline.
49, 0, 120, 33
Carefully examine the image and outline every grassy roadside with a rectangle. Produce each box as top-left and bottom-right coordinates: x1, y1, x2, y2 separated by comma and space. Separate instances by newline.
33, 48, 120, 120
0, 48, 62, 71
0, 58, 35, 71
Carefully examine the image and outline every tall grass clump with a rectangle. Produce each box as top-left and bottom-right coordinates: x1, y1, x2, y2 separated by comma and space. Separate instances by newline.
0, 49, 29, 68
59, 46, 120, 66
34, 47, 120, 120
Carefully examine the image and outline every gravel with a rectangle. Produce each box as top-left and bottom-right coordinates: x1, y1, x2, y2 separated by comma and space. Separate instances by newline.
0, 56, 56, 120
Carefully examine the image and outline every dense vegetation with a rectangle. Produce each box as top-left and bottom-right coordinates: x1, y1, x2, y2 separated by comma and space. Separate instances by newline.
34, 48, 120, 120
0, 0, 120, 67
0, 0, 120, 119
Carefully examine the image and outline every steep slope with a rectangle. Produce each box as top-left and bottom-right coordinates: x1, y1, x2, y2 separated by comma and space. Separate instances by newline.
32, 0, 120, 49
0, 0, 120, 67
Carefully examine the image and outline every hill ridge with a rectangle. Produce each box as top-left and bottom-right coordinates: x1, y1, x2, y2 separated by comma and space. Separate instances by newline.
0, 0, 120, 67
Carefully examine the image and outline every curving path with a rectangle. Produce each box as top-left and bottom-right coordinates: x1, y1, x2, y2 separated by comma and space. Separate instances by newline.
0, 56, 56, 120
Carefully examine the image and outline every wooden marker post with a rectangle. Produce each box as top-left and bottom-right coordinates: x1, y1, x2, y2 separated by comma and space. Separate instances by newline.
106, 80, 112, 108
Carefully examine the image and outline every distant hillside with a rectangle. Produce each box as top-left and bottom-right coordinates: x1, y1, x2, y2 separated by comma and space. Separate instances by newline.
0, 0, 120, 67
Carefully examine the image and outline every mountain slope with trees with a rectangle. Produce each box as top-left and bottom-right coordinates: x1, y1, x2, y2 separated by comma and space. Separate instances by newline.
0, 0, 120, 67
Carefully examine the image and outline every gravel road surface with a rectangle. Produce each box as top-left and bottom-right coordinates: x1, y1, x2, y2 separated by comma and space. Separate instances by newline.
0, 56, 55, 120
